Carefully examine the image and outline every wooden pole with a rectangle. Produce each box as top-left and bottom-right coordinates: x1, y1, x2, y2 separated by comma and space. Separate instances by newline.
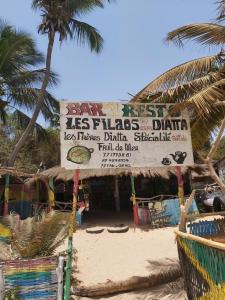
179, 190, 196, 232
0, 267, 5, 300
64, 169, 80, 300
175, 229, 225, 251
130, 175, 139, 227
114, 176, 120, 212
57, 256, 65, 300
3, 174, 10, 216
176, 166, 184, 206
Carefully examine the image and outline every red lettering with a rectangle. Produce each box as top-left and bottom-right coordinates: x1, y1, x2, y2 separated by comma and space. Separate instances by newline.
80, 103, 92, 115
66, 103, 106, 116
66, 104, 81, 115
90, 104, 106, 116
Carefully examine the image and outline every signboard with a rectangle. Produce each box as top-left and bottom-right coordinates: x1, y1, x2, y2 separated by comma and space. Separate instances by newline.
60, 102, 194, 169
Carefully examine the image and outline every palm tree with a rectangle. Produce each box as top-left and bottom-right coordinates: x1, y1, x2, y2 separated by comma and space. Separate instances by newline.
0, 22, 59, 140
132, 0, 225, 193
8, 0, 114, 166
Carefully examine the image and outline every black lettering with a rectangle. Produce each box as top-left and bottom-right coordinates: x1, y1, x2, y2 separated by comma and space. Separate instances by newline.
153, 120, 161, 130
131, 119, 139, 130
66, 117, 72, 129
92, 118, 101, 130
181, 119, 188, 130
124, 119, 131, 130
81, 118, 90, 129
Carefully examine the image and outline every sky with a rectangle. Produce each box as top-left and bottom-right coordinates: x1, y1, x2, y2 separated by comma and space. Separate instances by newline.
1, 0, 218, 103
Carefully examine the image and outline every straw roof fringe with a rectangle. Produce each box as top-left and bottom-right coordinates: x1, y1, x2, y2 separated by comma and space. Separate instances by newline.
40, 166, 191, 181
0, 167, 34, 178
0, 165, 209, 183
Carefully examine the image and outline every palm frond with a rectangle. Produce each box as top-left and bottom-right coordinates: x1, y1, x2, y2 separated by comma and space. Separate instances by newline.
132, 53, 223, 102
0, 22, 44, 74
70, 19, 103, 52
151, 72, 223, 103
6, 69, 59, 88
217, 0, 225, 21
191, 110, 225, 150
167, 78, 225, 118
166, 23, 225, 46
1, 211, 69, 258
11, 109, 49, 142
8, 87, 59, 120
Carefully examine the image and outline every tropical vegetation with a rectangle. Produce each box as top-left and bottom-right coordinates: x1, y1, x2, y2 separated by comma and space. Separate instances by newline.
8, 0, 114, 166
132, 0, 225, 193
0, 211, 69, 259
0, 21, 59, 145
0, 118, 60, 172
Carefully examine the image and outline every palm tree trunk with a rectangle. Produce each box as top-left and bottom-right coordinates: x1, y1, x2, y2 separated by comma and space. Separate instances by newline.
205, 117, 225, 195
7, 32, 55, 167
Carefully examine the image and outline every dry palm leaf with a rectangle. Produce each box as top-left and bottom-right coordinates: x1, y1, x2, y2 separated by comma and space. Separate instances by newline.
167, 78, 225, 118
167, 23, 225, 46
151, 72, 223, 103
217, 0, 225, 21
1, 211, 70, 258
132, 53, 223, 102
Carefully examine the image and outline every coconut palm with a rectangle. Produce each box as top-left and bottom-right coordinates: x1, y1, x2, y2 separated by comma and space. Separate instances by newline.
0, 22, 59, 140
132, 0, 225, 193
8, 0, 114, 166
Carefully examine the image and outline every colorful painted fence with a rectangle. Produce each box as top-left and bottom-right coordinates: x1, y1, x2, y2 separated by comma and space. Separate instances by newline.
0, 256, 59, 299
137, 197, 198, 226
176, 218, 225, 300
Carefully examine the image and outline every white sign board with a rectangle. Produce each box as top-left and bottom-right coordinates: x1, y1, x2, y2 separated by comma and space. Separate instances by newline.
60, 102, 194, 169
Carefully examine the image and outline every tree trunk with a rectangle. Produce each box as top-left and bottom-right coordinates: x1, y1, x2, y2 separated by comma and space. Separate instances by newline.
7, 32, 55, 167
73, 262, 181, 297
204, 117, 225, 195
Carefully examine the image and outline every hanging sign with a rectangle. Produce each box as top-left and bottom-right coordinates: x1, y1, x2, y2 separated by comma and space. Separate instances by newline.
60, 102, 194, 169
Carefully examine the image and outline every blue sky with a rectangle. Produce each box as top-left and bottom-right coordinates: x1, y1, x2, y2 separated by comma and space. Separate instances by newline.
2, 0, 218, 103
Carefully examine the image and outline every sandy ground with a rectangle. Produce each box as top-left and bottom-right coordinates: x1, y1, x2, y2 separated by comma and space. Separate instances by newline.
62, 214, 224, 299
58, 224, 179, 285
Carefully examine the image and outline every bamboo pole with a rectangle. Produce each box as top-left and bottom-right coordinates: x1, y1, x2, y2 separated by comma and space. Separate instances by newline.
64, 169, 80, 300
175, 229, 225, 251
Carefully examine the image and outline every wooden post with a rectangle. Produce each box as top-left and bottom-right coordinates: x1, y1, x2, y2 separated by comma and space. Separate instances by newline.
130, 175, 139, 227
3, 174, 10, 216
179, 190, 196, 232
57, 256, 65, 300
64, 169, 80, 300
48, 177, 55, 210
0, 268, 5, 300
114, 176, 120, 212
176, 166, 184, 206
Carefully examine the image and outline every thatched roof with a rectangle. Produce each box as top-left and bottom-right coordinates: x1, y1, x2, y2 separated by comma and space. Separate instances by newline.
190, 165, 211, 180
39, 166, 190, 181
0, 168, 33, 178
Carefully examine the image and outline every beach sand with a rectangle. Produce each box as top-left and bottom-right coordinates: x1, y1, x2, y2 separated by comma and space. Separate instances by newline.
58, 224, 186, 299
